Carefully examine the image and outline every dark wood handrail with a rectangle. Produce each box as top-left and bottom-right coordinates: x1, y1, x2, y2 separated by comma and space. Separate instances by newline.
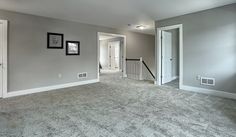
126, 58, 140, 61
142, 61, 155, 79
126, 58, 155, 79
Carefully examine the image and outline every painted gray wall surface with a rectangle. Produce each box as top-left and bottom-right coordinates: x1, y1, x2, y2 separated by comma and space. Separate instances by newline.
0, 9, 155, 92
166, 29, 179, 78
99, 37, 124, 70
156, 4, 236, 93
125, 32, 155, 80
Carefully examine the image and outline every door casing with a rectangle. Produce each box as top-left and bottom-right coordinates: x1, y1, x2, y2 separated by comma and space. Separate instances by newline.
0, 20, 8, 98
156, 24, 183, 89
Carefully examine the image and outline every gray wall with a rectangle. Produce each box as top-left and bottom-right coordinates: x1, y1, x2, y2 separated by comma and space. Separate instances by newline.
156, 4, 236, 93
0, 9, 155, 92
125, 32, 155, 80
166, 29, 179, 78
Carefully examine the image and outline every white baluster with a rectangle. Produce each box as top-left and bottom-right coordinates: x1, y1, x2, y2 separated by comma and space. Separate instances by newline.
139, 57, 143, 80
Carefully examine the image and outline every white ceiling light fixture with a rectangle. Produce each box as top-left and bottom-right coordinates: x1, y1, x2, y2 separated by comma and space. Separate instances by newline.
0, 0, 235, 35
136, 25, 145, 30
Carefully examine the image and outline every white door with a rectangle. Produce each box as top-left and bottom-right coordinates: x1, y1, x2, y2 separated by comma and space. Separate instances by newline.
162, 31, 172, 84
108, 41, 120, 70
0, 22, 3, 98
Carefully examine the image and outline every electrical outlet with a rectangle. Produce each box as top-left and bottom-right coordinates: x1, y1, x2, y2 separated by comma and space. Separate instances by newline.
77, 72, 87, 79
58, 73, 62, 78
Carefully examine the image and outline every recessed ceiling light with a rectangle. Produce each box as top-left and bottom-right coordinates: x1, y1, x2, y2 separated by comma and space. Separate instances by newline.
136, 25, 145, 30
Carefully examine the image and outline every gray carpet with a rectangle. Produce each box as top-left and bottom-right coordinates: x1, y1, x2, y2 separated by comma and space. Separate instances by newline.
164, 79, 179, 89
0, 73, 236, 137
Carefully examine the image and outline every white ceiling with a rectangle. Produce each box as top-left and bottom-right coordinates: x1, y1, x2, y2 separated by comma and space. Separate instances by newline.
0, 0, 235, 35
99, 35, 119, 41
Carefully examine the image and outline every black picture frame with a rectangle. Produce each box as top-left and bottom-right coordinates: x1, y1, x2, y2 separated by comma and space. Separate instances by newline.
47, 32, 64, 49
66, 41, 80, 56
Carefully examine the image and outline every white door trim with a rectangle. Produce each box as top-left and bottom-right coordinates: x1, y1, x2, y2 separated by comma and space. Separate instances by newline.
97, 32, 127, 80
156, 24, 183, 89
0, 20, 8, 98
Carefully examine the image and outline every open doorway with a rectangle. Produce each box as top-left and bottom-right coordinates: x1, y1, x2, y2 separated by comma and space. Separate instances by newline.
107, 41, 120, 72
97, 32, 126, 79
156, 24, 183, 89
161, 29, 179, 88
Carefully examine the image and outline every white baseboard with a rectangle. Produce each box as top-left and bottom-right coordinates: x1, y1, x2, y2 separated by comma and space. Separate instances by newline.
181, 85, 236, 100
171, 76, 179, 81
5, 79, 99, 98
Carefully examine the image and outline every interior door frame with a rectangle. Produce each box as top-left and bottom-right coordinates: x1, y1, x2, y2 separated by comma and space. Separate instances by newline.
97, 32, 127, 80
156, 24, 183, 89
0, 20, 8, 98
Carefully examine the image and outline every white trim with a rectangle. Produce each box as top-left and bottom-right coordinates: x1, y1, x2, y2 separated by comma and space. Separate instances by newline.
171, 76, 179, 81
97, 32, 127, 78
158, 24, 183, 31
5, 79, 99, 98
156, 24, 183, 90
97, 33, 100, 81
181, 85, 236, 100
139, 57, 143, 80
0, 20, 8, 98
154, 28, 158, 83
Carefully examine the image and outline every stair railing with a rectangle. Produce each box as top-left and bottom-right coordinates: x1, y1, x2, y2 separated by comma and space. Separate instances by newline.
126, 57, 155, 80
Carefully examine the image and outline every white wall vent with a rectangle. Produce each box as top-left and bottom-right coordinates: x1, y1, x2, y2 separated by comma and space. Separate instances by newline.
78, 72, 87, 79
201, 77, 215, 86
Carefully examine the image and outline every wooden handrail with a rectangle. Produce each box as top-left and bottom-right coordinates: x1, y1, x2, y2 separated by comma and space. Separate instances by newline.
142, 61, 155, 79
126, 58, 140, 61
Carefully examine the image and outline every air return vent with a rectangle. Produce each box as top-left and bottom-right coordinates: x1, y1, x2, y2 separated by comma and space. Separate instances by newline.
77, 72, 87, 79
201, 77, 215, 86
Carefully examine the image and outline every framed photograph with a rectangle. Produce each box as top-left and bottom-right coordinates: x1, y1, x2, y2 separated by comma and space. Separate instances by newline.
47, 32, 64, 49
66, 41, 80, 55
